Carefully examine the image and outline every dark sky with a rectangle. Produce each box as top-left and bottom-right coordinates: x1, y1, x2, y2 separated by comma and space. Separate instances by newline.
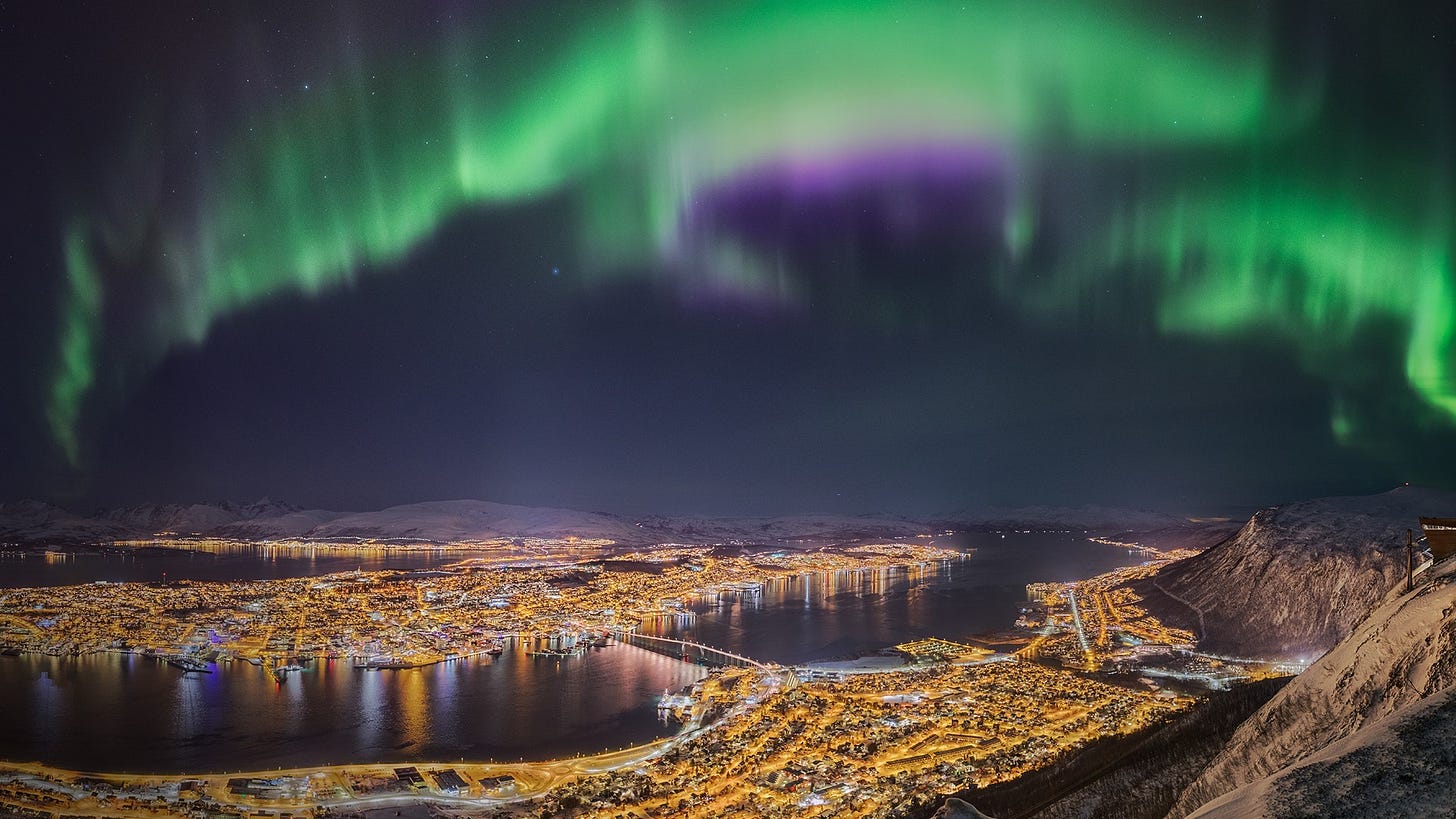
1, 1, 1452, 515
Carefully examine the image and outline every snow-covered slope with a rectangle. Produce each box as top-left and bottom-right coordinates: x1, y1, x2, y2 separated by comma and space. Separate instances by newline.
941, 504, 1186, 533
631, 513, 928, 544
0, 495, 1237, 548
303, 499, 645, 542
1187, 687, 1456, 818
0, 498, 929, 546
4, 494, 1205, 547
211, 508, 346, 539
98, 499, 305, 535
0, 499, 131, 542
931, 799, 997, 819
1137, 486, 1455, 659
1170, 554, 1456, 817
0, 499, 324, 542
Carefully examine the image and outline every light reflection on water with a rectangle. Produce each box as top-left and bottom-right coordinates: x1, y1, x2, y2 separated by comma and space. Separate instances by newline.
0, 645, 707, 773
0, 545, 472, 588
641, 532, 1147, 664
0, 532, 1146, 772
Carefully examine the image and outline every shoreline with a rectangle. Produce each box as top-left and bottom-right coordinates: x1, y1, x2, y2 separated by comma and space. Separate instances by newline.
0, 733, 683, 808
0, 664, 779, 813
0, 730, 682, 782
0, 546, 966, 658
0, 546, 1238, 818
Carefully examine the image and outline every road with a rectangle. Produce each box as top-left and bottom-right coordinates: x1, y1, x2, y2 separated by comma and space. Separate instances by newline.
1066, 587, 1097, 670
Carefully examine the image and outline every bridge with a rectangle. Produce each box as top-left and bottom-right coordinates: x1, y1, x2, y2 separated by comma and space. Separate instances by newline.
612, 629, 764, 668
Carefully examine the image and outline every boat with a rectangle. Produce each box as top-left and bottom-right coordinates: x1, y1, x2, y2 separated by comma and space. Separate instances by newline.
165, 656, 213, 673
527, 647, 584, 658
352, 657, 417, 669
272, 663, 305, 682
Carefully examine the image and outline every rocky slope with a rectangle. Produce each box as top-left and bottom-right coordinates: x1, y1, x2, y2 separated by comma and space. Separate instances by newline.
1170, 554, 1456, 817
1134, 486, 1456, 659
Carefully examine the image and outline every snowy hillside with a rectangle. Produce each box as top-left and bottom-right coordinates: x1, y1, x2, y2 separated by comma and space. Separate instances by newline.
301, 499, 646, 542
0, 496, 1208, 548
629, 512, 928, 544
0, 497, 932, 546
1170, 553, 1456, 817
1136, 486, 1456, 659
931, 799, 997, 819
939, 504, 1186, 533
0, 498, 316, 542
1186, 687, 1456, 818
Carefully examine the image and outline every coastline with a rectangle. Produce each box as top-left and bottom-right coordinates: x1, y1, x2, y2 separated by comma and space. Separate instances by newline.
0, 541, 1231, 818
0, 545, 965, 660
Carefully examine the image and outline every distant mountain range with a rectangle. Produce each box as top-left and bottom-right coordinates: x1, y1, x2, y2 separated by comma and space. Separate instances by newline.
0, 497, 1208, 547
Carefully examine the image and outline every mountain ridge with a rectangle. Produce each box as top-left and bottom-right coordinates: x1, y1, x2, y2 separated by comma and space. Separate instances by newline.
1172, 551, 1456, 817
0, 496, 1217, 547
1133, 485, 1456, 660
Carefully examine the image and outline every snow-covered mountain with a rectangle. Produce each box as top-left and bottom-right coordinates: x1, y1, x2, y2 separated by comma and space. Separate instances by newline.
628, 512, 929, 544
298, 499, 646, 543
0, 498, 931, 546
939, 504, 1188, 533
0, 498, 331, 543
0, 496, 1209, 548
1135, 486, 1456, 659
1170, 553, 1456, 817
99, 499, 307, 534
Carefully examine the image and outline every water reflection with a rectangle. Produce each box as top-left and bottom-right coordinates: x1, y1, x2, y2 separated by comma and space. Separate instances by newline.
0, 532, 1146, 772
0, 644, 706, 773
642, 532, 1146, 664
0, 545, 473, 588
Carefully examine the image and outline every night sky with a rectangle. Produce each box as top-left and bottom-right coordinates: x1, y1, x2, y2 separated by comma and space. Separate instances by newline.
2, 1, 1453, 515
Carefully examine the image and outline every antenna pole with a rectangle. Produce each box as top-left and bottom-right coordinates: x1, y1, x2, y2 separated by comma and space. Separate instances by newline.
1407, 529, 1415, 593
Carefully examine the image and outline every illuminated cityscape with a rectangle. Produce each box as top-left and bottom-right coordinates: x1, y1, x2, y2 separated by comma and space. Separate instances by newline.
0, 542, 961, 664
0, 537, 1295, 818
3, 0, 1453, 815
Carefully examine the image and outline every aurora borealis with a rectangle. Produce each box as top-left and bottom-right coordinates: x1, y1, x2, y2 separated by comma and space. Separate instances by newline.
3, 0, 1453, 510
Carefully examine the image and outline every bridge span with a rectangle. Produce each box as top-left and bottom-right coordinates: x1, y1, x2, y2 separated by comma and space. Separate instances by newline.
612, 629, 765, 668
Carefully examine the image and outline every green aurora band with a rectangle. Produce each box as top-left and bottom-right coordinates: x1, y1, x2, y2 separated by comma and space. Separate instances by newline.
50, 0, 1453, 465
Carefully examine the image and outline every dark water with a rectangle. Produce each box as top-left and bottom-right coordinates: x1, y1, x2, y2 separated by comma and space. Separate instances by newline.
0, 545, 467, 588
0, 645, 706, 773
641, 532, 1148, 663
0, 532, 1146, 773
